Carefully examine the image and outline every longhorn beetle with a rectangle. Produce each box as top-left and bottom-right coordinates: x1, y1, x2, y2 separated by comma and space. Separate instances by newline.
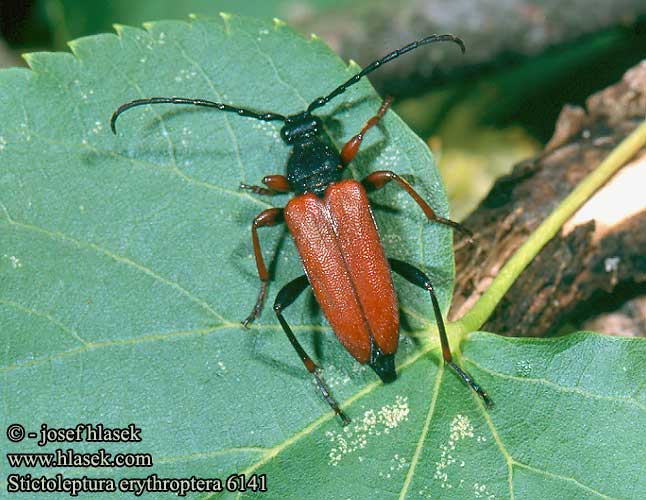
111, 33, 491, 425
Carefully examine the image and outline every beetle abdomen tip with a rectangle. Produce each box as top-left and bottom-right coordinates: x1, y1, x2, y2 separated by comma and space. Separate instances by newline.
370, 352, 397, 383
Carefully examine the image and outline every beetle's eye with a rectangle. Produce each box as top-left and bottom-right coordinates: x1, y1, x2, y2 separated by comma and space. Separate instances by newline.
280, 127, 292, 143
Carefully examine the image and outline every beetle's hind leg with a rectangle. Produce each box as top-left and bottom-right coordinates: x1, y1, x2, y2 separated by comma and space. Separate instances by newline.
274, 275, 351, 426
388, 258, 492, 407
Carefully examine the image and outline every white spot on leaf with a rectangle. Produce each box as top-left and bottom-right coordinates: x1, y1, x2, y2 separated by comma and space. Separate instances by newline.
326, 395, 410, 466
433, 414, 475, 488
4, 254, 22, 268
474, 481, 495, 499
515, 360, 532, 377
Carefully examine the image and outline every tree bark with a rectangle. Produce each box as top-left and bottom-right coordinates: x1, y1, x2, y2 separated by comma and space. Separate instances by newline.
450, 61, 646, 337
291, 0, 646, 95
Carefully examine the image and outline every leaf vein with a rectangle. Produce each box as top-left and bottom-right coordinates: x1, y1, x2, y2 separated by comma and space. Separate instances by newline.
247, 30, 310, 109
219, 344, 446, 500
470, 386, 515, 500
15, 129, 272, 209
0, 215, 228, 324
463, 355, 645, 410
97, 142, 272, 208
175, 25, 246, 183
0, 299, 88, 346
155, 446, 267, 465
1, 326, 234, 372
398, 363, 444, 499
512, 461, 626, 500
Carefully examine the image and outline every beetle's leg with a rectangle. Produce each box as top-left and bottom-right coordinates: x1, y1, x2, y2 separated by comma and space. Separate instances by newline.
242, 208, 284, 328
340, 96, 393, 166
274, 275, 351, 426
240, 174, 291, 196
388, 258, 492, 407
363, 170, 473, 241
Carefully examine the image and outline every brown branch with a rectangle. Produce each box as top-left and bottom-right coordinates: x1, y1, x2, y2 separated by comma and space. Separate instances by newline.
450, 61, 646, 337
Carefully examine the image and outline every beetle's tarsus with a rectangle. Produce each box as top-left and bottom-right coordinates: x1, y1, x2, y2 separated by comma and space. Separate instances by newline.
338, 410, 351, 426
448, 361, 492, 407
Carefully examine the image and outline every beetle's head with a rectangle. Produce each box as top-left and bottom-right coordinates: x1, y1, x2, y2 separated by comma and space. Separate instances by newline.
281, 112, 322, 145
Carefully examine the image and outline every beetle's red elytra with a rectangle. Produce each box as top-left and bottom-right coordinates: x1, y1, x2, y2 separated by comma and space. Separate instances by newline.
111, 33, 491, 426
285, 179, 400, 369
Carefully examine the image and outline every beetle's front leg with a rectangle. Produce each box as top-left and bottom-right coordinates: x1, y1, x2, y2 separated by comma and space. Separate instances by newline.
242, 207, 284, 327
240, 174, 291, 196
362, 170, 473, 240
340, 96, 393, 167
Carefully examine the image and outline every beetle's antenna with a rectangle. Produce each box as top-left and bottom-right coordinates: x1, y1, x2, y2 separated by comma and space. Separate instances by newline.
110, 97, 286, 134
306, 34, 465, 114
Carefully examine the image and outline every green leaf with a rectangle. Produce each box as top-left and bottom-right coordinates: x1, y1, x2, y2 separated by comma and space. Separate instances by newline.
236, 332, 645, 500
1, 15, 643, 500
